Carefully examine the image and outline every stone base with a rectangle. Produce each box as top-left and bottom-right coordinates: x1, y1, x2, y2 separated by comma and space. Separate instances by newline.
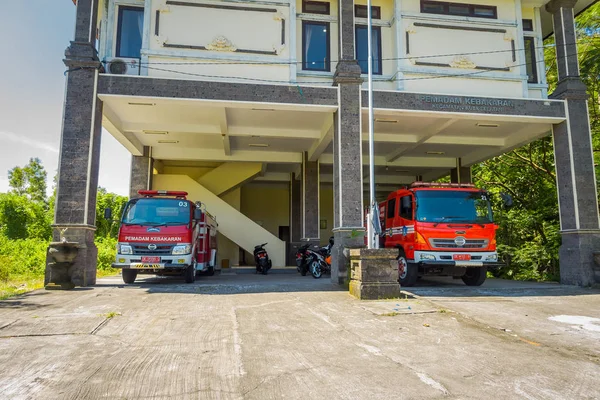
330, 228, 366, 285
560, 231, 600, 286
46, 225, 98, 287
45, 282, 76, 290
348, 248, 401, 300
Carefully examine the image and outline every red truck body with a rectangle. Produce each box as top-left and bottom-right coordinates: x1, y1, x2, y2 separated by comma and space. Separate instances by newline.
369, 182, 501, 286
113, 190, 218, 283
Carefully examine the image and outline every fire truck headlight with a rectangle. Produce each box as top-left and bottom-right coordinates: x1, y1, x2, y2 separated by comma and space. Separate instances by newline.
486, 254, 498, 261
119, 244, 133, 255
172, 244, 192, 255
419, 253, 436, 261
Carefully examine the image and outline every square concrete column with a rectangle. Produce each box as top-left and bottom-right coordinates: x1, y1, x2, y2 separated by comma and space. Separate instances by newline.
450, 158, 472, 184
130, 146, 154, 199
302, 152, 320, 241
546, 0, 600, 286
49, 0, 103, 287
289, 172, 304, 265
331, 0, 366, 284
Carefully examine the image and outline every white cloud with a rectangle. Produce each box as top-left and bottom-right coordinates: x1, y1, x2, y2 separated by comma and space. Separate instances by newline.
0, 131, 58, 154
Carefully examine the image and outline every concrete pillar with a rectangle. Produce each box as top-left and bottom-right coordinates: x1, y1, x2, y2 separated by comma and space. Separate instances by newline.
49, 0, 103, 287
288, 173, 303, 265
450, 158, 472, 184
302, 152, 320, 241
130, 146, 154, 199
331, 0, 366, 284
546, 0, 600, 286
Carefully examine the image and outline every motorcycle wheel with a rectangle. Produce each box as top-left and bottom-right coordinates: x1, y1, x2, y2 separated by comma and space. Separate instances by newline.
310, 260, 322, 279
261, 261, 269, 275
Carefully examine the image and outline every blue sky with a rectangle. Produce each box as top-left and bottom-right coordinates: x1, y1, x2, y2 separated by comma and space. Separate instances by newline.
0, 1, 130, 196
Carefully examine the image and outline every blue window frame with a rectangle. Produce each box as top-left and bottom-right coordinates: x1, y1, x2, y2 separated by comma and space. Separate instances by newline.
302, 21, 330, 71
116, 6, 144, 59
355, 25, 382, 75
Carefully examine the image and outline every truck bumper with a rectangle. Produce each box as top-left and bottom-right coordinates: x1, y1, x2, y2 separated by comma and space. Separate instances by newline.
112, 254, 194, 270
412, 251, 502, 268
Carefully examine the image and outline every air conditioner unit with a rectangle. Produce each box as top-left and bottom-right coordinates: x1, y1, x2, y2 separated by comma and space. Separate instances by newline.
105, 58, 140, 76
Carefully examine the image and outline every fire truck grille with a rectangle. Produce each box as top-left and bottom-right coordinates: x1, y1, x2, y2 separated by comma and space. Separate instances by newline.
430, 239, 488, 249
132, 244, 175, 255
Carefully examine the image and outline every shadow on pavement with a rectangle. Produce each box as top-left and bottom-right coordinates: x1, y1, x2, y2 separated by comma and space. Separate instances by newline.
403, 276, 600, 298
96, 267, 344, 296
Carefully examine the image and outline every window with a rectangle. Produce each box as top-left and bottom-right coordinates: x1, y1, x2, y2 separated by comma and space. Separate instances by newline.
387, 198, 396, 219
355, 5, 381, 19
420, 1, 497, 19
355, 25, 382, 75
522, 19, 534, 31
524, 37, 538, 84
116, 6, 144, 58
399, 196, 413, 220
414, 191, 492, 223
302, 1, 330, 15
303, 21, 330, 71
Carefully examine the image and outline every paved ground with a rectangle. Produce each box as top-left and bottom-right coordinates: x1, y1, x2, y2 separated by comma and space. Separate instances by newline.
1, 270, 599, 399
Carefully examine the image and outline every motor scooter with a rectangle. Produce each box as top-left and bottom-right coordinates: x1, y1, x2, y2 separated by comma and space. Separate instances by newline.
253, 243, 272, 275
307, 237, 334, 279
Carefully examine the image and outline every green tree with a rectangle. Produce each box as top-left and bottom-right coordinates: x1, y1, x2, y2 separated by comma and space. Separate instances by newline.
8, 158, 48, 204
95, 188, 128, 239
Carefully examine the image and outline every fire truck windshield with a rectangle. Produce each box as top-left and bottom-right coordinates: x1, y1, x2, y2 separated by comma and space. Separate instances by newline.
121, 198, 191, 226
415, 190, 493, 224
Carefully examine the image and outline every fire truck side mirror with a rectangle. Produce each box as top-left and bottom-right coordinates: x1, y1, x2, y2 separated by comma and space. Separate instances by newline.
104, 208, 112, 220
193, 208, 202, 221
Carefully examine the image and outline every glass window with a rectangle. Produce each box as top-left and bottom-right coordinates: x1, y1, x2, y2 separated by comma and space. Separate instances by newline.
472, 5, 496, 18
116, 6, 144, 58
522, 19, 534, 31
415, 190, 493, 224
302, 1, 330, 15
355, 25, 382, 75
387, 198, 396, 219
421, 1, 497, 19
303, 21, 330, 71
355, 5, 381, 19
122, 199, 191, 226
448, 4, 469, 15
524, 37, 538, 84
400, 196, 413, 220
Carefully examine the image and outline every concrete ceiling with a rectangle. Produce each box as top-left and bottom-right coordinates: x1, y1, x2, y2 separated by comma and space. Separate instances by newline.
101, 94, 559, 187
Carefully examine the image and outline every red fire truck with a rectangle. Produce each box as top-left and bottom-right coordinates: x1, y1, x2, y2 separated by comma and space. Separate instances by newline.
374, 182, 503, 287
110, 190, 218, 284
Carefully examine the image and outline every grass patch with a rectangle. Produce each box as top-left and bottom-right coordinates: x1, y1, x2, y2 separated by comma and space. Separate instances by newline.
103, 311, 122, 319
0, 275, 44, 300
380, 312, 401, 317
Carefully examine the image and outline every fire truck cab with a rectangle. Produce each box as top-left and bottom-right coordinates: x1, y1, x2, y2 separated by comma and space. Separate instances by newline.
110, 190, 218, 284
377, 182, 502, 287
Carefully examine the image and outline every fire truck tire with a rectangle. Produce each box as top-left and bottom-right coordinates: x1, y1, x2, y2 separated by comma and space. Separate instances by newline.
461, 267, 487, 286
397, 250, 418, 287
122, 269, 137, 284
184, 264, 196, 283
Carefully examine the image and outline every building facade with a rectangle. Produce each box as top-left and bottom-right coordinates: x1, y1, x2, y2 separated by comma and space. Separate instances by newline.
57, 0, 599, 286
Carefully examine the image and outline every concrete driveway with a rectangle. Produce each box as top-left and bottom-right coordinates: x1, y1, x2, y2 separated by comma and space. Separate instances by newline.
1, 270, 599, 399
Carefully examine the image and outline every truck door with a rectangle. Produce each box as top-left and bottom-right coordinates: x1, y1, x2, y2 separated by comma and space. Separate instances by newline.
385, 196, 397, 246
398, 194, 415, 249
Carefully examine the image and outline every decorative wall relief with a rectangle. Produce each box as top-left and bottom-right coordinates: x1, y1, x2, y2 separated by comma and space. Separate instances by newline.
206, 36, 237, 52
449, 56, 477, 69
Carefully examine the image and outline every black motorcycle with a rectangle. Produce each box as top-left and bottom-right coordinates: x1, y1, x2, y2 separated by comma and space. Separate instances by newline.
295, 243, 311, 276
253, 243, 272, 275
307, 237, 334, 279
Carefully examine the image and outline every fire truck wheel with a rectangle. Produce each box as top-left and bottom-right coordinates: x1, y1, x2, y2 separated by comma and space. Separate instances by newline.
397, 250, 417, 287
184, 264, 196, 283
461, 267, 487, 286
122, 269, 137, 284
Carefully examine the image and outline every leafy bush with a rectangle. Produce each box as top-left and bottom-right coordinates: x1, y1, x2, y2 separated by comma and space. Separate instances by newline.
96, 236, 118, 271
0, 235, 48, 277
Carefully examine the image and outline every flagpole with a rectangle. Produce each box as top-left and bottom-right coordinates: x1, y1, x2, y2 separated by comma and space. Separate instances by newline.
367, 0, 377, 249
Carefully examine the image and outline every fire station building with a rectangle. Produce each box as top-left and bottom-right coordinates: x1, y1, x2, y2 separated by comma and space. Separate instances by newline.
57, 0, 599, 286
